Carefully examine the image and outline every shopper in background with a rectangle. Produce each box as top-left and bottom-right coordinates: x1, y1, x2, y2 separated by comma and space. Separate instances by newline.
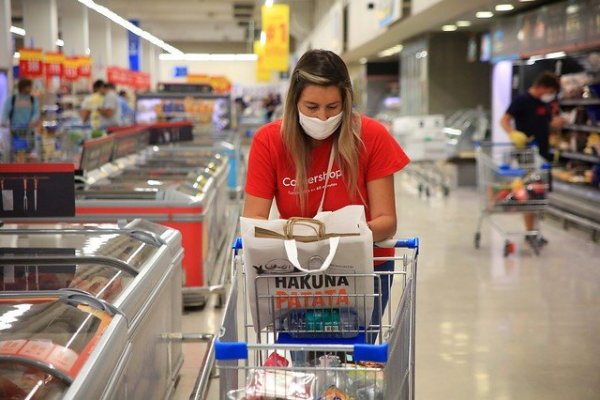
500, 71, 565, 247
118, 90, 135, 126
1, 78, 40, 162
101, 83, 122, 128
80, 79, 106, 131
243, 49, 410, 342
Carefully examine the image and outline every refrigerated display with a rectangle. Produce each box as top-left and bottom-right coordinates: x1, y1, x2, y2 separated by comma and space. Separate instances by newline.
71, 131, 231, 307
0, 219, 184, 399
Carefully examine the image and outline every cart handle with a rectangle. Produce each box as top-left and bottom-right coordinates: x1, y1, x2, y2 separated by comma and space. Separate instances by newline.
232, 236, 419, 251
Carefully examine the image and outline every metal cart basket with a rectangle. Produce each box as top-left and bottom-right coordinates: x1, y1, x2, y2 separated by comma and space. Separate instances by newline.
214, 237, 419, 400
474, 143, 552, 256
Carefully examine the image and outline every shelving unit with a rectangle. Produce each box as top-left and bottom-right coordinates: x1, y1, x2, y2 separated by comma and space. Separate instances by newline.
559, 98, 600, 106
550, 149, 600, 163
562, 123, 600, 133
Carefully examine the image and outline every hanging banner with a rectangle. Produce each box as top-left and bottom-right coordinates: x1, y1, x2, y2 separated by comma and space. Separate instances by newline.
107, 66, 131, 86
77, 56, 92, 78
62, 57, 79, 81
128, 19, 141, 71
254, 41, 271, 82
18, 48, 44, 79
133, 72, 151, 91
44, 52, 64, 78
261, 4, 289, 71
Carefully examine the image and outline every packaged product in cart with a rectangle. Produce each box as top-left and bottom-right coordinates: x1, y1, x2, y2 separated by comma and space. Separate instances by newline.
263, 352, 289, 367
229, 369, 316, 400
318, 385, 352, 400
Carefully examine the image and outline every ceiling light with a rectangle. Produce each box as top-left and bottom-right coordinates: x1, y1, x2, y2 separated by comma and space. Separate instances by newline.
476, 11, 494, 18
77, 0, 182, 55
495, 4, 514, 11
56, 39, 64, 47
442, 24, 458, 31
545, 51, 566, 59
377, 44, 403, 57
159, 53, 258, 61
10, 26, 25, 36
359, 57, 367, 64
456, 20, 471, 27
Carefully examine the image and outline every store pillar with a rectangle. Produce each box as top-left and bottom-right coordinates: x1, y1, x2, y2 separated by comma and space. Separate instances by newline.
142, 41, 157, 89
59, 0, 89, 56
89, 14, 112, 77
22, 0, 58, 51
0, 0, 12, 70
111, 24, 128, 69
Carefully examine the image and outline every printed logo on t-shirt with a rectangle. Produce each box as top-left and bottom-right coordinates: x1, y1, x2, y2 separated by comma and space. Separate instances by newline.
281, 168, 343, 194
536, 106, 547, 116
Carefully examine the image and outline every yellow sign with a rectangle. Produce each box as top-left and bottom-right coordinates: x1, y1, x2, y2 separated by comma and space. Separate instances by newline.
254, 41, 271, 82
187, 74, 211, 84
261, 4, 289, 71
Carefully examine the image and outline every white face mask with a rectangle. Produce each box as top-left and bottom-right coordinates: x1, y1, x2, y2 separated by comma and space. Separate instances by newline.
298, 110, 344, 140
540, 93, 556, 103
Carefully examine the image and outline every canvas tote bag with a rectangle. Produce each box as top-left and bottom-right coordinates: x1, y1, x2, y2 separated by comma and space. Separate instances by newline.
240, 148, 374, 333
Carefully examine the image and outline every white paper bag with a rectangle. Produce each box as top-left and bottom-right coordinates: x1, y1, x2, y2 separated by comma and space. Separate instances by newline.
240, 205, 374, 333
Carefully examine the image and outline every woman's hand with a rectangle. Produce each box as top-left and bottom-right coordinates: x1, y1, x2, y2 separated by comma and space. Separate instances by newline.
242, 194, 273, 220
366, 175, 397, 242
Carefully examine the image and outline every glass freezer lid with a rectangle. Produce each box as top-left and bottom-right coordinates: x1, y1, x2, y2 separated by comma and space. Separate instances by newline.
0, 222, 167, 273
0, 295, 114, 398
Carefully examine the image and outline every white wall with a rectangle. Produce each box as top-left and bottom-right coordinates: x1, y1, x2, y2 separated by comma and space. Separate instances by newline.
347, 0, 384, 50
295, 1, 344, 56
158, 59, 258, 86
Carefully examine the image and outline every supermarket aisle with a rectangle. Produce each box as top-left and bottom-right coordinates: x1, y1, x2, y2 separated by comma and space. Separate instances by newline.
396, 177, 600, 399
175, 175, 600, 399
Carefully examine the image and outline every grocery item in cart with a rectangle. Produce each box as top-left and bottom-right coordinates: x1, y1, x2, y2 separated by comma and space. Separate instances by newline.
280, 308, 359, 338
318, 385, 352, 400
240, 206, 374, 333
263, 352, 289, 368
228, 369, 316, 400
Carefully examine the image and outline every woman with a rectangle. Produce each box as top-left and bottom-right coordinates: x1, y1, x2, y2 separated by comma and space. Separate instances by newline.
243, 49, 409, 342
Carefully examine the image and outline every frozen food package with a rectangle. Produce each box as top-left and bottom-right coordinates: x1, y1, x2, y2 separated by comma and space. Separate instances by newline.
242, 369, 316, 400
263, 352, 289, 368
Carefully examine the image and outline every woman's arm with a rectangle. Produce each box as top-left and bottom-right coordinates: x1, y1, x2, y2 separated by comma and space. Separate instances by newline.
366, 175, 397, 242
242, 194, 273, 220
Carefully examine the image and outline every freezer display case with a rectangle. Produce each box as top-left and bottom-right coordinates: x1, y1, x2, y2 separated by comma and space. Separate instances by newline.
0, 219, 184, 399
72, 134, 230, 306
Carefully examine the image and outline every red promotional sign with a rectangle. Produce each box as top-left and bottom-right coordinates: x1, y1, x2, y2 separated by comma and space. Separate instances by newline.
133, 72, 150, 90
62, 57, 79, 81
77, 56, 92, 78
107, 66, 131, 85
18, 48, 44, 78
44, 52, 64, 78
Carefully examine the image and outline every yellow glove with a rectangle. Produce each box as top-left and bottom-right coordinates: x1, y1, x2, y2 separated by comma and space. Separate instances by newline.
508, 130, 529, 149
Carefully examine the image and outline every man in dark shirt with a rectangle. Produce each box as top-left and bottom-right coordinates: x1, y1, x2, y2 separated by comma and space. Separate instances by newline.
500, 71, 564, 248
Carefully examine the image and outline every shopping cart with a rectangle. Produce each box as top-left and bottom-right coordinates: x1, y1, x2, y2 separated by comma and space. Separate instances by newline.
214, 237, 419, 400
474, 142, 552, 256
393, 115, 450, 198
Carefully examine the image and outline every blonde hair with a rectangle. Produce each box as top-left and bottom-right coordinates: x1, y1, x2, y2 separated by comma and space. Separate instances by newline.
281, 49, 362, 214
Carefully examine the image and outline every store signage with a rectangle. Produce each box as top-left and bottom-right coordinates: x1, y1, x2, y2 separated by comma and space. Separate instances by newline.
107, 66, 130, 85
0, 164, 75, 218
209, 76, 232, 93
128, 19, 141, 72
18, 48, 44, 79
174, 66, 188, 78
44, 52, 64, 78
62, 57, 79, 81
187, 74, 211, 85
133, 72, 151, 91
254, 41, 271, 82
377, 0, 402, 28
77, 56, 92, 78
261, 4, 289, 71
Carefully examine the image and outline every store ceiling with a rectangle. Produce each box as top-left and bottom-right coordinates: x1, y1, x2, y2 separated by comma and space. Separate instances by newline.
10, 0, 316, 54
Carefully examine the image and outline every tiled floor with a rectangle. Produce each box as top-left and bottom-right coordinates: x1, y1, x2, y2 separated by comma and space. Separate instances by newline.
173, 176, 600, 399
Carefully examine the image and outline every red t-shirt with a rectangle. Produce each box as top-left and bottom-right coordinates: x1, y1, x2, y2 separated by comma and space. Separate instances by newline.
245, 114, 410, 263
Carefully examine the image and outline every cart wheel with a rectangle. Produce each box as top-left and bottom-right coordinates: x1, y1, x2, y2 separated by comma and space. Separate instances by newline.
443, 186, 450, 197
503, 240, 514, 257
474, 232, 481, 249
